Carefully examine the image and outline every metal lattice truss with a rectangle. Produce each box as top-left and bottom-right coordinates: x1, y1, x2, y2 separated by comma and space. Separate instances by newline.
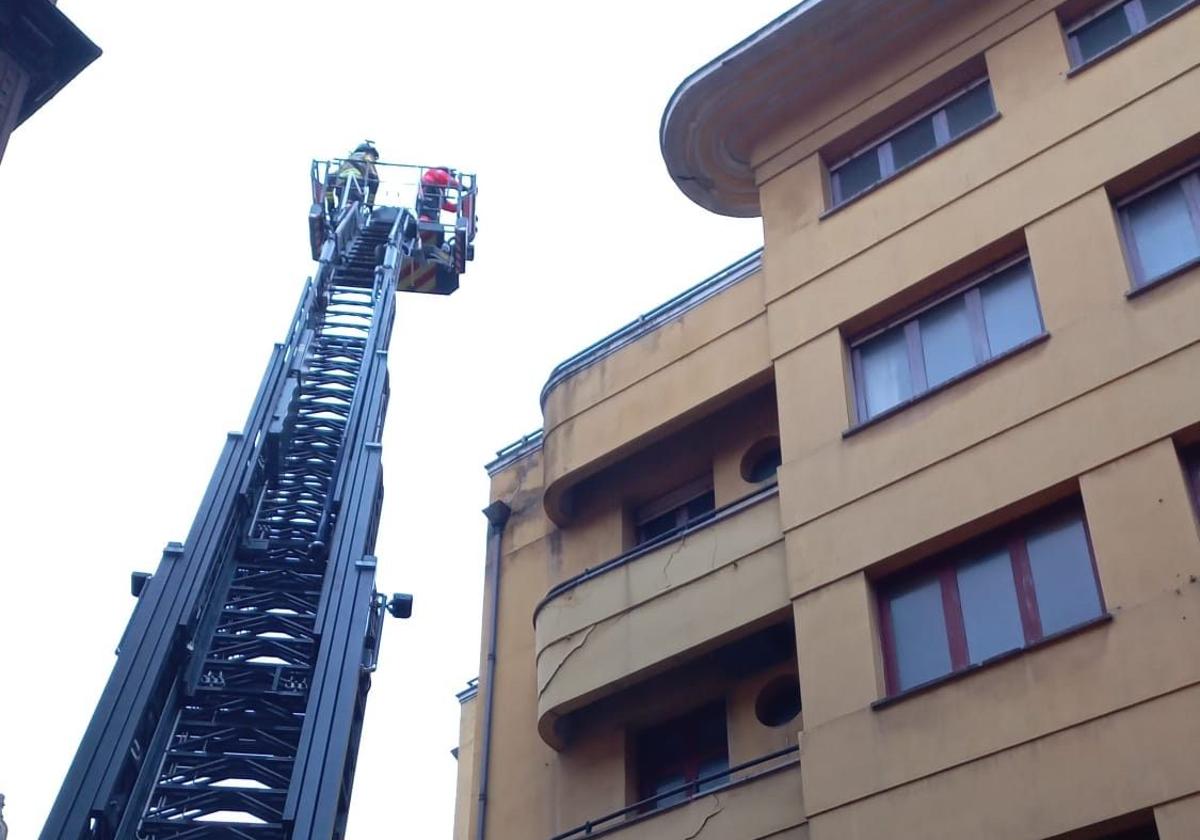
45, 165, 477, 840
136, 220, 393, 839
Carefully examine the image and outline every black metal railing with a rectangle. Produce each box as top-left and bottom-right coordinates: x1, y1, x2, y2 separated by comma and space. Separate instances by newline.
548, 744, 798, 840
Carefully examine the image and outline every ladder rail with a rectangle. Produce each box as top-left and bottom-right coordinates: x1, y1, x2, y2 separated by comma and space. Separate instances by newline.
44, 157, 476, 839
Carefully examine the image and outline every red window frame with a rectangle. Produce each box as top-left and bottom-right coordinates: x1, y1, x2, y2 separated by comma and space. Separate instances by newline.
876, 502, 1106, 696
634, 701, 729, 810
849, 253, 1046, 424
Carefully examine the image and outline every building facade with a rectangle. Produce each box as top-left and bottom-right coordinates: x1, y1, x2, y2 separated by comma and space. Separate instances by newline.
0, 0, 98, 166
455, 1, 1200, 837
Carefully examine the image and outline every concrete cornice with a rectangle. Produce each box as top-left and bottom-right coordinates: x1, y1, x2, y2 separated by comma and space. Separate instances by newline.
455, 677, 479, 704
487, 249, 761, 479
660, 1, 824, 217
485, 430, 543, 477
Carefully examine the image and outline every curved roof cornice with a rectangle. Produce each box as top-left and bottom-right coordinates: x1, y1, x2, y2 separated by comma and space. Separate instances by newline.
660, 1, 823, 218
660, 0, 971, 217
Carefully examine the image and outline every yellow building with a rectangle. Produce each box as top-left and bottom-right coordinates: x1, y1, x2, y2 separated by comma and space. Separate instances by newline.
455, 1, 1200, 837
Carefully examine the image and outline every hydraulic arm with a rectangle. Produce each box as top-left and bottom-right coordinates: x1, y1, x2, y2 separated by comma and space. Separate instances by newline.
42, 160, 477, 839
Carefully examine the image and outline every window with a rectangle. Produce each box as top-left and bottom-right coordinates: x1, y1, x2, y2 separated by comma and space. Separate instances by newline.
851, 256, 1044, 423
878, 504, 1105, 695
1117, 164, 1200, 289
634, 477, 715, 545
1066, 0, 1196, 67
1182, 446, 1200, 518
829, 78, 996, 206
634, 702, 729, 810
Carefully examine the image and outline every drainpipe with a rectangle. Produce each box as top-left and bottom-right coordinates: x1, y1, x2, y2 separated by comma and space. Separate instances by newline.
475, 500, 511, 840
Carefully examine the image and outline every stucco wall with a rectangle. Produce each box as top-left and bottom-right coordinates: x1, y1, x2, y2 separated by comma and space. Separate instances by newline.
463, 2, 1200, 838
452, 693, 477, 840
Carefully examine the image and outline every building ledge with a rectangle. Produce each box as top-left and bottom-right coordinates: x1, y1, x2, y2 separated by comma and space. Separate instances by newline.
871, 613, 1114, 711
539, 249, 762, 409
660, 0, 977, 217
455, 677, 479, 703
485, 430, 543, 477
3, 0, 101, 127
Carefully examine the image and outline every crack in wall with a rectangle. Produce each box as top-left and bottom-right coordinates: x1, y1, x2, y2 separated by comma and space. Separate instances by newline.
661, 533, 690, 588
663, 530, 729, 589
681, 793, 722, 840
537, 624, 596, 699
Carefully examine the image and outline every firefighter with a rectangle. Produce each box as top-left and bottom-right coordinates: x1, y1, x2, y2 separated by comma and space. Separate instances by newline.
415, 166, 460, 263
327, 142, 381, 215
416, 166, 460, 219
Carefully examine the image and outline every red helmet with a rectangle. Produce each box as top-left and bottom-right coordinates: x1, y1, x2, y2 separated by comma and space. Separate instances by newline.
421, 167, 460, 188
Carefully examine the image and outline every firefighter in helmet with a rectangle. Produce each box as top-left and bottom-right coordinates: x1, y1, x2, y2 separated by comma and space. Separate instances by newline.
415, 166, 460, 263
327, 141, 381, 216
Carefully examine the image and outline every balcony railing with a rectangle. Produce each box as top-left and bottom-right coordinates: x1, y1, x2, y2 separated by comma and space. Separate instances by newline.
548, 744, 799, 840
534, 482, 779, 623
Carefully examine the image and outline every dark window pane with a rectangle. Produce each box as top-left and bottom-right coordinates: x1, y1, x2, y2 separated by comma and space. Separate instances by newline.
746, 448, 782, 483
834, 149, 882, 202
859, 326, 914, 418
1142, 0, 1189, 23
981, 262, 1042, 355
1026, 516, 1103, 635
1125, 179, 1200, 282
652, 775, 688, 809
637, 702, 728, 809
889, 576, 953, 691
956, 547, 1025, 664
1072, 5, 1134, 63
638, 510, 678, 544
890, 116, 938, 170
944, 83, 995, 137
685, 491, 715, 522
919, 295, 975, 388
695, 757, 730, 793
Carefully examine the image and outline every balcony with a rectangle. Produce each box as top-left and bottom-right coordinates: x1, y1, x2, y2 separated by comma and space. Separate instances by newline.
534, 485, 787, 748
538, 256, 770, 525
550, 747, 803, 840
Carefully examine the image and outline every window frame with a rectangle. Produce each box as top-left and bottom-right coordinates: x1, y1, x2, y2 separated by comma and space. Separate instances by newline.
876, 502, 1107, 698
633, 476, 716, 546
848, 253, 1046, 425
1115, 161, 1200, 291
828, 76, 996, 208
1065, 0, 1199, 69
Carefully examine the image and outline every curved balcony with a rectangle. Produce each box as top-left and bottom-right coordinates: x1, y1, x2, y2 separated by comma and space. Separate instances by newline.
534, 485, 787, 748
550, 747, 803, 840
538, 256, 769, 525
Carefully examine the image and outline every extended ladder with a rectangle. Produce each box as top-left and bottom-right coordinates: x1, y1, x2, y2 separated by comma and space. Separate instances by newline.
43, 161, 477, 839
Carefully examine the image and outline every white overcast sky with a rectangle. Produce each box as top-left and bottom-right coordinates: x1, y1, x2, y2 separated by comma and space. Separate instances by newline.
0, 2, 785, 835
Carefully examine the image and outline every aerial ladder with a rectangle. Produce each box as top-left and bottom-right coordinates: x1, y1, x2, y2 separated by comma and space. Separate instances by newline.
41, 153, 478, 839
